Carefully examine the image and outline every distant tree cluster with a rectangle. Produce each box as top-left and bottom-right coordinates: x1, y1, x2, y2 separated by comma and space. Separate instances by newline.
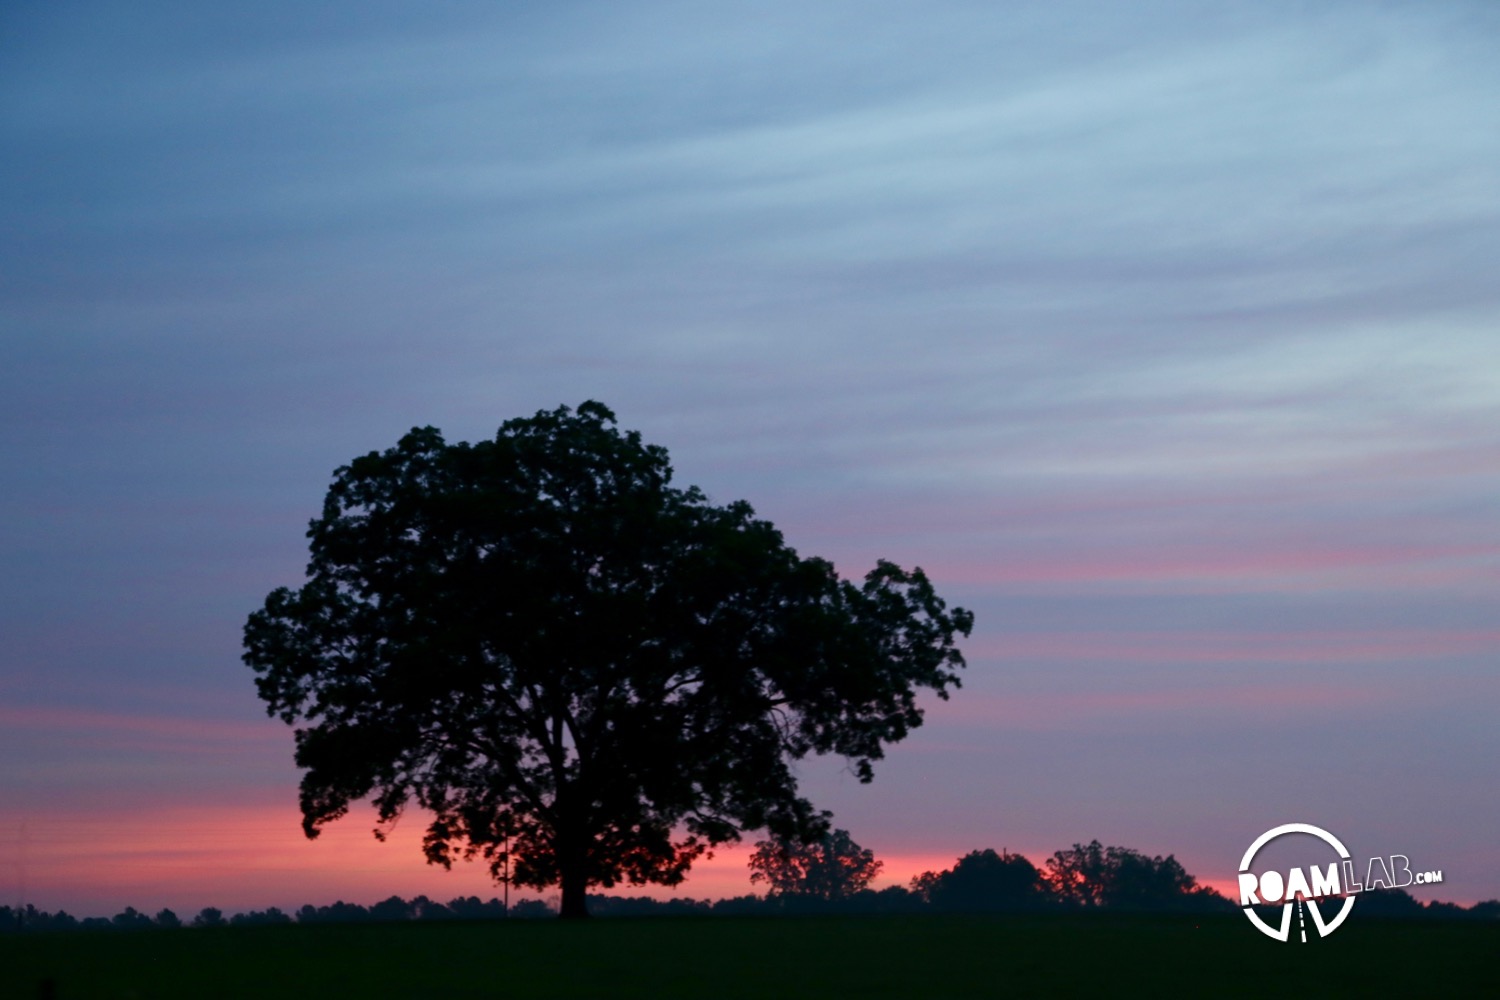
0, 894, 558, 932
900, 840, 1245, 913
5, 837, 1496, 931
909, 849, 1049, 911
747, 830, 1500, 920
909, 840, 1498, 918
749, 827, 884, 901
1037, 840, 1224, 912
743, 830, 1226, 914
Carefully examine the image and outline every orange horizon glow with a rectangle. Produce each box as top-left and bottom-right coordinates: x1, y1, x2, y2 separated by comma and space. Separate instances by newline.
3, 690, 1488, 915
4, 801, 981, 917
6, 800, 1486, 918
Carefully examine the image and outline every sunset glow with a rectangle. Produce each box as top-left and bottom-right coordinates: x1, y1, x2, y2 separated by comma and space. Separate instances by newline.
3, 1, 1496, 919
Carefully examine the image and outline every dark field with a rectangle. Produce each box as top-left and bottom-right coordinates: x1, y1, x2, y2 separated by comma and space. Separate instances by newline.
4, 912, 1493, 999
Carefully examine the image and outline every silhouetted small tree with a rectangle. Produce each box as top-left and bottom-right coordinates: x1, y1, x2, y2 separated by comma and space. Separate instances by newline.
8, 906, 78, 932
111, 907, 154, 930
154, 908, 181, 929
749, 827, 884, 901
190, 907, 225, 928
369, 895, 414, 922
445, 896, 508, 920
230, 907, 292, 926
1044, 840, 1107, 907
1045, 840, 1213, 910
410, 895, 454, 920
912, 849, 1046, 912
323, 901, 372, 922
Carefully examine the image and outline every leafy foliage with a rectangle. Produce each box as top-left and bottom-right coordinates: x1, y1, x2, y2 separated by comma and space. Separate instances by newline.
748, 827, 884, 900
1044, 840, 1208, 910
243, 402, 973, 916
910, 849, 1046, 911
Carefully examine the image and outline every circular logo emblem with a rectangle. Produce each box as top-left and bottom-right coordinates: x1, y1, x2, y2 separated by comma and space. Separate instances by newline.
1239, 823, 1356, 942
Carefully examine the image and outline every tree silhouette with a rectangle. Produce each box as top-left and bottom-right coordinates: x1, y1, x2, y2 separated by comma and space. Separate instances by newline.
229, 907, 292, 926
190, 907, 224, 928
911, 849, 1046, 911
748, 827, 884, 901
244, 402, 972, 918
110, 907, 153, 930
1044, 840, 1207, 909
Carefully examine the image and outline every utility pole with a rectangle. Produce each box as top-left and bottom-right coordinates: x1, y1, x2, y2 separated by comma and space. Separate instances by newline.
501, 819, 510, 917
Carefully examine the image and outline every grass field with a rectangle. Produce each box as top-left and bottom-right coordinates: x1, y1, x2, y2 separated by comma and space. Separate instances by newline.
3, 912, 1493, 999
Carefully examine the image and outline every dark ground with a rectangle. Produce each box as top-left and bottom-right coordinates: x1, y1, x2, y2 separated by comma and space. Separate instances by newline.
3, 911, 1492, 999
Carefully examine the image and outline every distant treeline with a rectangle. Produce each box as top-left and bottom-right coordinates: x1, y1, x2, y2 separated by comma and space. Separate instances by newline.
5, 888, 1494, 932
4, 840, 1495, 931
0, 895, 552, 932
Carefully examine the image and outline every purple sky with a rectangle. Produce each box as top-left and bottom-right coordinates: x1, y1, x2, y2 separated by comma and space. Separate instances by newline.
3, 1, 1497, 916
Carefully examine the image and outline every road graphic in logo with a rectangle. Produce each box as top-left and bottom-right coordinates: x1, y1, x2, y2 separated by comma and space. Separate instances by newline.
1239, 823, 1355, 942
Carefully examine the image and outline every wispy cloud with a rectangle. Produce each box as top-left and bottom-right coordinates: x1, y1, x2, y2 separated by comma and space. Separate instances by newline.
1, 0, 1496, 912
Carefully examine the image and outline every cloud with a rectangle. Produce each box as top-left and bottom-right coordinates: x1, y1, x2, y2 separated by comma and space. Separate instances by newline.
0, 705, 281, 750
969, 628, 1500, 668
1, 0, 1497, 913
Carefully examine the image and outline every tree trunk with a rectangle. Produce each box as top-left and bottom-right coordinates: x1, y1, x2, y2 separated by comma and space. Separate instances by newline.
552, 775, 591, 918
558, 863, 590, 919
554, 818, 591, 919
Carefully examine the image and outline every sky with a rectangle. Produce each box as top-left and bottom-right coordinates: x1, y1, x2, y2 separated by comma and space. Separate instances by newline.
2, 1, 1497, 917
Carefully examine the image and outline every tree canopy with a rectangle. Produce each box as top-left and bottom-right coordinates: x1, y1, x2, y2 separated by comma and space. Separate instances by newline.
243, 401, 973, 917
748, 827, 884, 901
1044, 840, 1206, 910
910, 849, 1046, 912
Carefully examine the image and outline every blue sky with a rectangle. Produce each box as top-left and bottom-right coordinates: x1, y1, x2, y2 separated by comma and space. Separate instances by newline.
2, 1, 1497, 914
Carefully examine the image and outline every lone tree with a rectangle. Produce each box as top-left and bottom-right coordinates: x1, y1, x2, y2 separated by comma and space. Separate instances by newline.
748, 827, 884, 901
244, 402, 972, 918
